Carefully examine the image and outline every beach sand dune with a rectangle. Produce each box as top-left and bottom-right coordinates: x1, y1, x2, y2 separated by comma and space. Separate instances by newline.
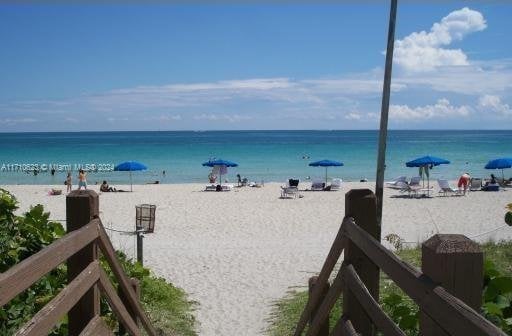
6, 183, 512, 335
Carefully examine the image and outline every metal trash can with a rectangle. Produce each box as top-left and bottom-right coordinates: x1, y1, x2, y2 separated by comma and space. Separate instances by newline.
135, 204, 156, 233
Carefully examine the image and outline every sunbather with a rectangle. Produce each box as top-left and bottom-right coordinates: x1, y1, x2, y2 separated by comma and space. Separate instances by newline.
100, 180, 116, 192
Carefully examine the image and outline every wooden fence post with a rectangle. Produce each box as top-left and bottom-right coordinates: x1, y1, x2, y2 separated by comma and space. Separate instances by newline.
119, 277, 141, 335
420, 234, 483, 336
66, 190, 100, 336
308, 276, 330, 336
343, 189, 380, 336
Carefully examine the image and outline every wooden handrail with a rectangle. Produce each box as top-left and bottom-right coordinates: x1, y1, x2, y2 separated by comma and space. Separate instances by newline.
342, 264, 405, 336
78, 316, 114, 336
0, 220, 100, 306
98, 268, 141, 336
15, 261, 100, 336
294, 227, 347, 336
306, 268, 345, 336
342, 218, 506, 336
97, 222, 157, 336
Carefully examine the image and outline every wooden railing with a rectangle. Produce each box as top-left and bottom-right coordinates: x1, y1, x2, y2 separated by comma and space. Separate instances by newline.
0, 190, 157, 336
294, 189, 506, 336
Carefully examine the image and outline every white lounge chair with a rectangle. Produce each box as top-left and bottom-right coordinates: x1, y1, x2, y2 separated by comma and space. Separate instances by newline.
397, 181, 421, 197
330, 178, 342, 191
437, 179, 462, 196
385, 176, 407, 189
281, 186, 299, 198
311, 180, 325, 191
469, 178, 482, 191
205, 184, 217, 191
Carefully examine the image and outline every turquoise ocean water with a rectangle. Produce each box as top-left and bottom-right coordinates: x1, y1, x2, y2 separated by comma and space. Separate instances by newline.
0, 130, 510, 185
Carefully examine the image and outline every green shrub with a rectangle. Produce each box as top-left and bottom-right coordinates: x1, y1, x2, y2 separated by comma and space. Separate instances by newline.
0, 189, 196, 336
268, 243, 512, 336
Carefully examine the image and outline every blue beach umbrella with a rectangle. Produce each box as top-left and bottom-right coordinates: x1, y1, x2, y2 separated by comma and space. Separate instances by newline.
309, 159, 344, 184
114, 161, 148, 192
202, 159, 238, 185
406, 155, 450, 189
485, 158, 512, 180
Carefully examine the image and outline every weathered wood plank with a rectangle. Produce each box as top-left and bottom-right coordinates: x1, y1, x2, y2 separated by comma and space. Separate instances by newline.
15, 261, 100, 336
67, 190, 101, 336
97, 225, 157, 336
420, 234, 483, 336
343, 189, 380, 336
342, 218, 506, 336
293, 227, 347, 336
306, 270, 344, 336
330, 315, 358, 336
307, 276, 330, 336
343, 264, 405, 336
98, 268, 141, 336
0, 221, 99, 306
78, 315, 114, 336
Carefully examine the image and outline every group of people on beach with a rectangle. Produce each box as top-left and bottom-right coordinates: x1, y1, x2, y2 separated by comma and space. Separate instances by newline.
63, 169, 88, 193
62, 169, 117, 193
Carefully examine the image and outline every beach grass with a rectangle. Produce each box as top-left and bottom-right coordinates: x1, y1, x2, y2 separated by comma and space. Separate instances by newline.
267, 241, 512, 335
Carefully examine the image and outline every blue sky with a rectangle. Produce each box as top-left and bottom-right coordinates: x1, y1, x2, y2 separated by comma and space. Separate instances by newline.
0, 3, 511, 131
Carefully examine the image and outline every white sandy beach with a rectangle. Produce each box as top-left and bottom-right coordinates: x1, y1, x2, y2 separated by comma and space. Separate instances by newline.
5, 182, 512, 335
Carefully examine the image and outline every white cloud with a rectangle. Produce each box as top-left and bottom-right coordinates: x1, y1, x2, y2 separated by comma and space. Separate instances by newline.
345, 113, 362, 120
0, 117, 37, 125
143, 114, 182, 122
390, 98, 470, 120
193, 113, 252, 123
394, 7, 487, 72
478, 95, 512, 117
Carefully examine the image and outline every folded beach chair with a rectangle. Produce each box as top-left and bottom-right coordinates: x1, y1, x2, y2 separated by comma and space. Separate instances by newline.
330, 178, 342, 191
311, 180, 325, 191
385, 176, 407, 189
469, 178, 482, 191
437, 179, 462, 196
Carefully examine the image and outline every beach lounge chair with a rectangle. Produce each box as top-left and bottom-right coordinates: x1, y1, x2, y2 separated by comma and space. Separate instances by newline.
288, 178, 299, 188
497, 177, 512, 188
205, 184, 217, 191
311, 180, 325, 191
222, 184, 234, 191
437, 179, 463, 196
330, 178, 342, 191
397, 181, 427, 198
281, 186, 299, 198
482, 183, 500, 191
469, 178, 482, 191
409, 176, 421, 187
385, 176, 407, 189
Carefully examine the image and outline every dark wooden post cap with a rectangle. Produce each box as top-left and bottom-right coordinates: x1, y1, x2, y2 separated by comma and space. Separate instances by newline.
423, 234, 481, 254
66, 190, 99, 220
345, 188, 375, 200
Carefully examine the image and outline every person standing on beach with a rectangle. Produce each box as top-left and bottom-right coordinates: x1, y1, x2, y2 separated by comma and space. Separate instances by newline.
78, 169, 87, 190
458, 172, 470, 194
66, 172, 72, 193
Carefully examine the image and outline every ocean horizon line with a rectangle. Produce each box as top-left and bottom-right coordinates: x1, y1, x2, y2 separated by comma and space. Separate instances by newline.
1, 129, 511, 135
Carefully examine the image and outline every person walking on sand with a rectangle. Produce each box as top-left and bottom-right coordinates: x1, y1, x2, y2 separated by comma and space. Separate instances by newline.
66, 172, 72, 193
78, 169, 87, 190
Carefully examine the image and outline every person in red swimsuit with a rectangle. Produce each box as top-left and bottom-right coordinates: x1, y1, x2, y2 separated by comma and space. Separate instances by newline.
457, 172, 470, 194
